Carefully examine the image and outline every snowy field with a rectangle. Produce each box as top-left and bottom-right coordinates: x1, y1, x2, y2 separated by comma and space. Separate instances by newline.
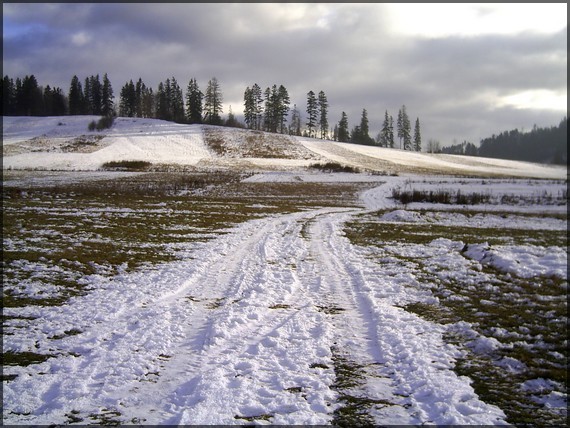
3, 115, 566, 179
2, 116, 568, 425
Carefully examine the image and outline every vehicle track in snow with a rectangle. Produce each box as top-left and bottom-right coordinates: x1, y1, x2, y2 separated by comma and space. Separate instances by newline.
118, 205, 506, 425
3, 195, 507, 425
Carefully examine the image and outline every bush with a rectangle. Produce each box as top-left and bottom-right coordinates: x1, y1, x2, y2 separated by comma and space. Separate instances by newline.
101, 160, 152, 171
391, 188, 491, 205
88, 115, 115, 132
309, 162, 360, 173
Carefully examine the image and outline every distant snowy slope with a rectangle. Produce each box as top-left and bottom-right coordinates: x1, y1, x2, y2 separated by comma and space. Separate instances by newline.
2, 116, 566, 179
3, 116, 211, 170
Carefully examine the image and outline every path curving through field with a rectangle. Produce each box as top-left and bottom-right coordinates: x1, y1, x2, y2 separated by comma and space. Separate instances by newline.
2, 184, 508, 425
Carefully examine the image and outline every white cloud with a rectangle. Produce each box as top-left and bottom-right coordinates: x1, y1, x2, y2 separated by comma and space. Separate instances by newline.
385, 3, 567, 38
499, 89, 567, 111
71, 31, 91, 46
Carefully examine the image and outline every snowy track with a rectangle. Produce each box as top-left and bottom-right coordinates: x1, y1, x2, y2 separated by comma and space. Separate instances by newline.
3, 199, 508, 425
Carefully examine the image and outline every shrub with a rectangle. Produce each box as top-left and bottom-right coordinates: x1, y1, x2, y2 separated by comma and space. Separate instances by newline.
101, 160, 152, 171
88, 115, 115, 132
309, 162, 360, 173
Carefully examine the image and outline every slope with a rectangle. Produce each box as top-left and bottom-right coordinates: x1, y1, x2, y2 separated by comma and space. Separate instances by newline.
2, 116, 566, 179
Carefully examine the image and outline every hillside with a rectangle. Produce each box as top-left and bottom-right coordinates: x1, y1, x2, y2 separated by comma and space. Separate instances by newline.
2, 116, 566, 179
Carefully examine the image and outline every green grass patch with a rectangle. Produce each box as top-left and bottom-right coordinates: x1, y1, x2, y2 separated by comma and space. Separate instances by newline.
344, 210, 568, 426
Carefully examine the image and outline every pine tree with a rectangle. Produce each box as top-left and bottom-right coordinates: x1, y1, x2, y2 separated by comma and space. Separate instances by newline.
397, 108, 403, 148
119, 80, 136, 117
413, 117, 421, 152
388, 115, 395, 148
68, 75, 84, 115
2, 76, 16, 115
306, 90, 318, 138
169, 77, 185, 123
204, 77, 223, 125
186, 78, 203, 124
289, 104, 301, 136
156, 82, 168, 120
360, 108, 372, 144
277, 85, 290, 134
90, 75, 103, 116
380, 110, 390, 147
398, 105, 412, 150
243, 86, 256, 129
19, 75, 43, 116
318, 90, 328, 139
252, 83, 263, 130
337, 111, 349, 142
226, 105, 238, 127
263, 86, 274, 132
101, 73, 115, 117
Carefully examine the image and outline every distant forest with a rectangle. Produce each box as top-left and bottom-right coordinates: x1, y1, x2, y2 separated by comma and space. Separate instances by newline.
441, 118, 567, 165
2, 74, 567, 165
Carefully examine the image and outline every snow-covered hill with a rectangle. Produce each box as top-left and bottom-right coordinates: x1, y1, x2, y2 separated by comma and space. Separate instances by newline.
2, 116, 566, 179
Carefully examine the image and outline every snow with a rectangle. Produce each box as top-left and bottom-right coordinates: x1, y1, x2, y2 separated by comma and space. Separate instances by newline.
3, 116, 567, 179
3, 117, 567, 425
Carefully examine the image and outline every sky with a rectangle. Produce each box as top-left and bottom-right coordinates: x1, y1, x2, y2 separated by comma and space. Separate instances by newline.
2, 3, 567, 147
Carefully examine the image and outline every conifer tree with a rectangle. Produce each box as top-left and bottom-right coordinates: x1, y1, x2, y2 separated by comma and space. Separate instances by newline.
169, 77, 185, 123
243, 86, 256, 129
398, 105, 412, 150
263, 86, 274, 132
380, 110, 391, 147
186, 78, 203, 124
289, 104, 302, 136
119, 80, 136, 117
388, 114, 395, 148
413, 117, 421, 151
68, 75, 84, 115
318, 90, 328, 139
204, 77, 223, 125
306, 90, 318, 138
337, 111, 349, 142
252, 83, 263, 130
277, 85, 290, 134
101, 73, 115, 117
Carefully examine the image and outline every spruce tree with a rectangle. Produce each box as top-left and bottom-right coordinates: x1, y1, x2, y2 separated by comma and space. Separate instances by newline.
169, 77, 185, 123
289, 104, 301, 136
398, 105, 412, 150
251, 83, 263, 130
318, 90, 328, 139
119, 80, 136, 117
306, 90, 318, 138
2, 76, 16, 115
243, 86, 255, 129
277, 85, 290, 134
101, 73, 115, 117
204, 77, 223, 125
263, 86, 274, 132
388, 115, 395, 148
413, 117, 421, 152
68, 75, 84, 115
186, 78, 203, 124
380, 110, 390, 147
337, 111, 349, 142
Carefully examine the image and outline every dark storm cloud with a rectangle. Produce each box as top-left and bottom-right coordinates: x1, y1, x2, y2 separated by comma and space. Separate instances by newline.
3, 3, 567, 145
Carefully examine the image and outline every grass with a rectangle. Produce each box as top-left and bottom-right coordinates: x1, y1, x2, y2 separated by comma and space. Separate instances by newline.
344, 209, 568, 427
330, 346, 397, 427
2, 170, 371, 382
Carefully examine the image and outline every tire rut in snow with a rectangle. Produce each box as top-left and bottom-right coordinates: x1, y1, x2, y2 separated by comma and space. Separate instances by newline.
301, 211, 413, 425
135, 211, 341, 425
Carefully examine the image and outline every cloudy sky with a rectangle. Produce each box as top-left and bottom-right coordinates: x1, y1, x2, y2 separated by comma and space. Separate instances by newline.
3, 3, 567, 146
